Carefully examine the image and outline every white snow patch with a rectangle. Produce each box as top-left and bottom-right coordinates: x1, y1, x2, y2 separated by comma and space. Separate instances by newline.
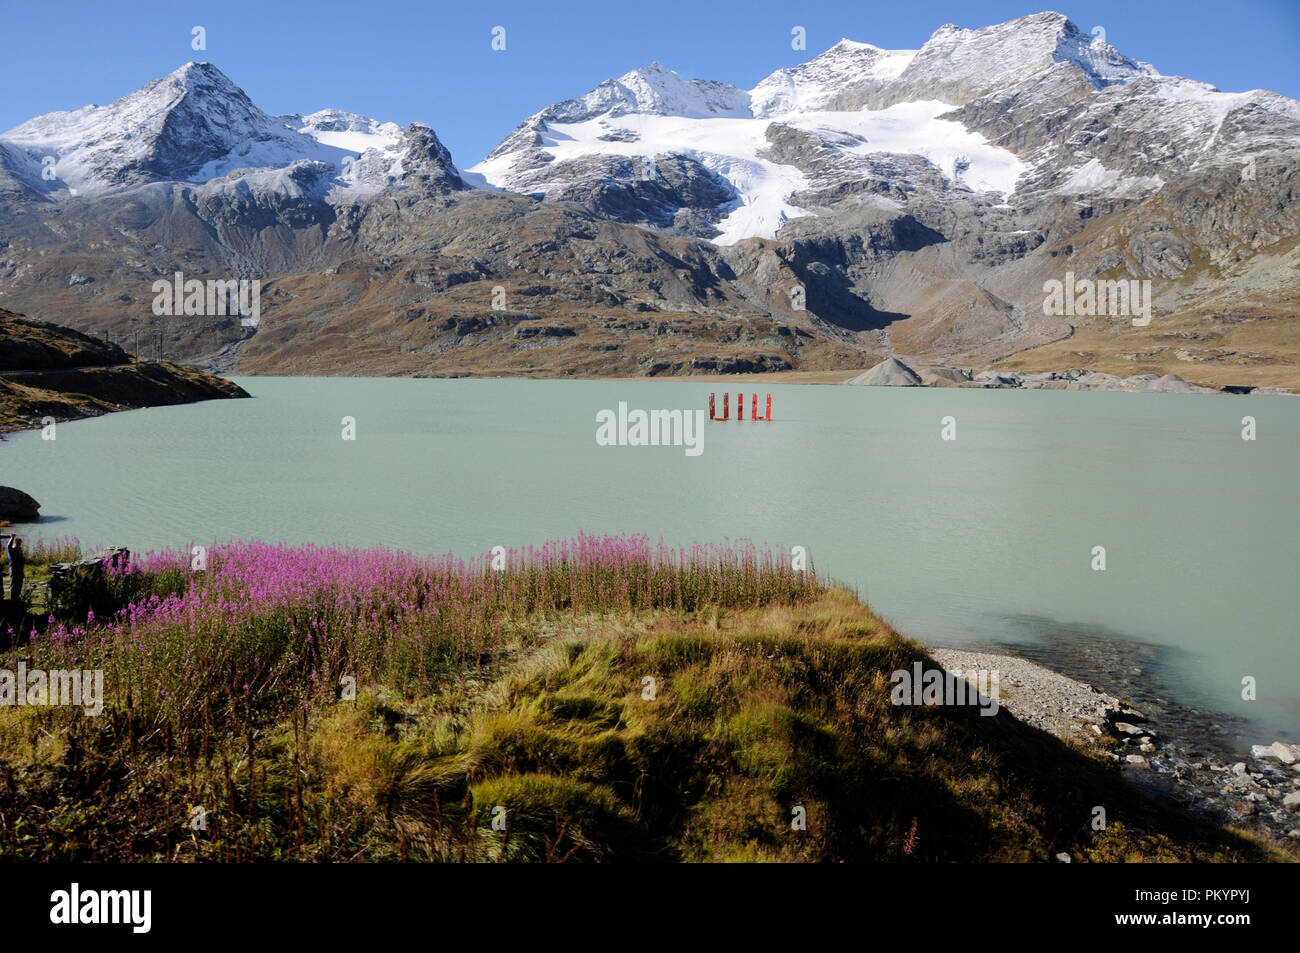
472, 99, 1027, 244
475, 113, 813, 244
1056, 157, 1164, 195
456, 167, 500, 190
787, 101, 1027, 196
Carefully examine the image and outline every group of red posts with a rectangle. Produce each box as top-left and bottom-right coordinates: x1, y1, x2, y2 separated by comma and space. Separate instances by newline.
708, 393, 772, 422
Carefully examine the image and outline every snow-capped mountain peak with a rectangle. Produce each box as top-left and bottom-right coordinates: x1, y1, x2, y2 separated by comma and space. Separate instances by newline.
1, 62, 292, 191
544, 62, 752, 123
471, 9, 1299, 252
0, 63, 415, 196
291, 109, 404, 151
472, 30, 1034, 245
894, 12, 1157, 105
750, 39, 918, 117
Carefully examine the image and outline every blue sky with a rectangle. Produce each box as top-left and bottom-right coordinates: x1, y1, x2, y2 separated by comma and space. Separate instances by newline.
2, 0, 1297, 164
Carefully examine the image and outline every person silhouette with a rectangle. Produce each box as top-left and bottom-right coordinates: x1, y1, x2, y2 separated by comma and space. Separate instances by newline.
6, 536, 24, 602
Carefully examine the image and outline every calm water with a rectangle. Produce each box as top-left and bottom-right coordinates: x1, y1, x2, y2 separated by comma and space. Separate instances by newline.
2, 377, 1297, 741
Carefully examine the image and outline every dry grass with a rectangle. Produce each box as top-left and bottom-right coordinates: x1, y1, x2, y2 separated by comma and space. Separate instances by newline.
991, 322, 1300, 391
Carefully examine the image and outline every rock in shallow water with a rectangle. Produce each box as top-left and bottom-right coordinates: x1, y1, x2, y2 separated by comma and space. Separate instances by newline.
1272, 742, 1299, 765
0, 486, 40, 521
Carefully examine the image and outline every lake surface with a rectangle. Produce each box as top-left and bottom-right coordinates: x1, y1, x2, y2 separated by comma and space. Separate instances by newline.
2, 377, 1297, 742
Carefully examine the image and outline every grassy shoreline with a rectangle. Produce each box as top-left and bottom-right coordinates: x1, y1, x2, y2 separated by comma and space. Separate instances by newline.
0, 537, 1291, 862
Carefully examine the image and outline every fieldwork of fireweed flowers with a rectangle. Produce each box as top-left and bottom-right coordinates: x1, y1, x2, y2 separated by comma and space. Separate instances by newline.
0, 536, 1283, 863
38, 534, 819, 725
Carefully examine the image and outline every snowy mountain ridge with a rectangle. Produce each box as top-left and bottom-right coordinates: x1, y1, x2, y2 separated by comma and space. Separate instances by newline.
4, 10, 1293, 235
0, 10, 1297, 385
0, 62, 410, 197
472, 10, 1298, 245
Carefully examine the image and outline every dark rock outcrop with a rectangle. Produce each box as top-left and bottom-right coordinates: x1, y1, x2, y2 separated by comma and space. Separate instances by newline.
0, 486, 40, 520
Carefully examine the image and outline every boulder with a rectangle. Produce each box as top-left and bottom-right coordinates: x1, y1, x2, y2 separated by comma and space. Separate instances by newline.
1273, 742, 1300, 765
0, 486, 40, 521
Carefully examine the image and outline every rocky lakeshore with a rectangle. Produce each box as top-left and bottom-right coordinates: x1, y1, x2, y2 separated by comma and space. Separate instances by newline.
844, 357, 1296, 395
928, 646, 1300, 848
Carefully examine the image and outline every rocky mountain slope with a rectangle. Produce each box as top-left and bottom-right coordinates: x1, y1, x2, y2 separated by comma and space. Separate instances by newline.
0, 310, 247, 434
0, 12, 1296, 386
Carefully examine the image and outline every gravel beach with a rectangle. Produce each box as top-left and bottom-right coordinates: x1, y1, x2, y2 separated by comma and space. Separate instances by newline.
926, 646, 1300, 847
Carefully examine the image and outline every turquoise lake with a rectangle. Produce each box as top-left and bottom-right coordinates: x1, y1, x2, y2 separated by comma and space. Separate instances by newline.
2, 377, 1296, 742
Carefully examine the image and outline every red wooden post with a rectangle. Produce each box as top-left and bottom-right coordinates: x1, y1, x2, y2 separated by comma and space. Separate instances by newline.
736, 394, 743, 422
751, 393, 758, 420
765, 394, 772, 421
722, 392, 729, 420
709, 392, 716, 420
